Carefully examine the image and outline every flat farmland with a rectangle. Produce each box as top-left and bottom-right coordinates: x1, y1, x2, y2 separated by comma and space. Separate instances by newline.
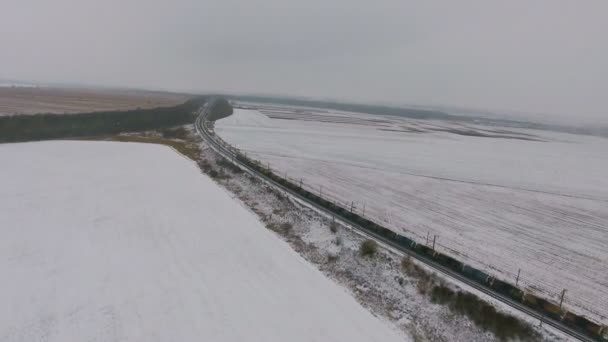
216, 105, 608, 324
0, 141, 403, 342
0, 86, 188, 115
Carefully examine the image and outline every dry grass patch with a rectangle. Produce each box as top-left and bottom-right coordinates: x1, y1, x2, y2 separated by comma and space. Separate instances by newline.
400, 256, 540, 341
359, 240, 378, 258
0, 87, 187, 115
103, 135, 201, 161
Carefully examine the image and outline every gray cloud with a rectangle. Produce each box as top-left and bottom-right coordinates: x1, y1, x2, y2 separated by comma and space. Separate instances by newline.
1, 0, 607, 124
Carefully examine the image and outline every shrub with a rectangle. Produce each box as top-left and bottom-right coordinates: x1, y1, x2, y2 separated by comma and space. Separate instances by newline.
401, 256, 426, 278
160, 127, 189, 139
216, 157, 242, 174
198, 159, 211, 172
424, 280, 538, 341
359, 239, 378, 258
329, 221, 338, 233
448, 291, 538, 341
400, 254, 536, 339
430, 283, 455, 305
208, 169, 219, 178
327, 254, 339, 263
280, 222, 293, 233
274, 190, 287, 203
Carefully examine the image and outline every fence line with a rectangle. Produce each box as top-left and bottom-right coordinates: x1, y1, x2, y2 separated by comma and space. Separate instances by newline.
216, 132, 605, 328
262, 158, 600, 323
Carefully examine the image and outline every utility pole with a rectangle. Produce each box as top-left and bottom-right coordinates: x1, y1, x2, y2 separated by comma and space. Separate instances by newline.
362, 203, 366, 217
350, 201, 354, 213
560, 289, 567, 308
516, 269, 521, 287
426, 232, 430, 245
432, 235, 437, 251
299, 178, 303, 189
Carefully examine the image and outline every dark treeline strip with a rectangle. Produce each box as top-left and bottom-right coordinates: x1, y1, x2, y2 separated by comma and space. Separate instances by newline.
0, 96, 208, 143
206, 97, 234, 121
227, 94, 458, 121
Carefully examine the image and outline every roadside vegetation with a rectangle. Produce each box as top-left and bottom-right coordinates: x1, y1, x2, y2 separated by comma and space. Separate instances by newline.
401, 256, 539, 341
329, 221, 338, 233
99, 134, 201, 161
160, 127, 190, 139
94, 123, 233, 184
359, 239, 378, 258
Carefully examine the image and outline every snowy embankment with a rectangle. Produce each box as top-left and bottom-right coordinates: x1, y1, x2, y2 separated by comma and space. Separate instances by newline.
0, 141, 404, 342
216, 107, 608, 324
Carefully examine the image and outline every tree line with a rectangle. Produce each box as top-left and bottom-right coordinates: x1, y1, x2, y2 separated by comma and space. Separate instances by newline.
0, 96, 208, 143
206, 97, 234, 121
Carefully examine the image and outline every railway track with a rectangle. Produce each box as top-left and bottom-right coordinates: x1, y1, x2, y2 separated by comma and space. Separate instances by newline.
195, 101, 597, 342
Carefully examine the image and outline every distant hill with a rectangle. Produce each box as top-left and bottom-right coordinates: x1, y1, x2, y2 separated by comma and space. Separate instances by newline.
226, 94, 608, 138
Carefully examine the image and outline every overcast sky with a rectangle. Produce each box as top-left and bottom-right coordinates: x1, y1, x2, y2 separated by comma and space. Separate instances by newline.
2, 0, 607, 124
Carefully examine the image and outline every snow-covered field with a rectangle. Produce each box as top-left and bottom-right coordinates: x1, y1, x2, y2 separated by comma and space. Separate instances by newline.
216, 106, 608, 324
0, 141, 404, 342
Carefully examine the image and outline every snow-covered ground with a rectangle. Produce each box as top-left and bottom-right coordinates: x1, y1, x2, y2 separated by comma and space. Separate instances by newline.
216, 107, 608, 324
0, 141, 405, 342
203, 133, 568, 342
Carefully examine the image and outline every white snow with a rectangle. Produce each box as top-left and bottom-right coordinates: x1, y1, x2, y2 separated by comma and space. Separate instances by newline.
216, 107, 608, 324
209, 144, 570, 342
0, 140, 405, 342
